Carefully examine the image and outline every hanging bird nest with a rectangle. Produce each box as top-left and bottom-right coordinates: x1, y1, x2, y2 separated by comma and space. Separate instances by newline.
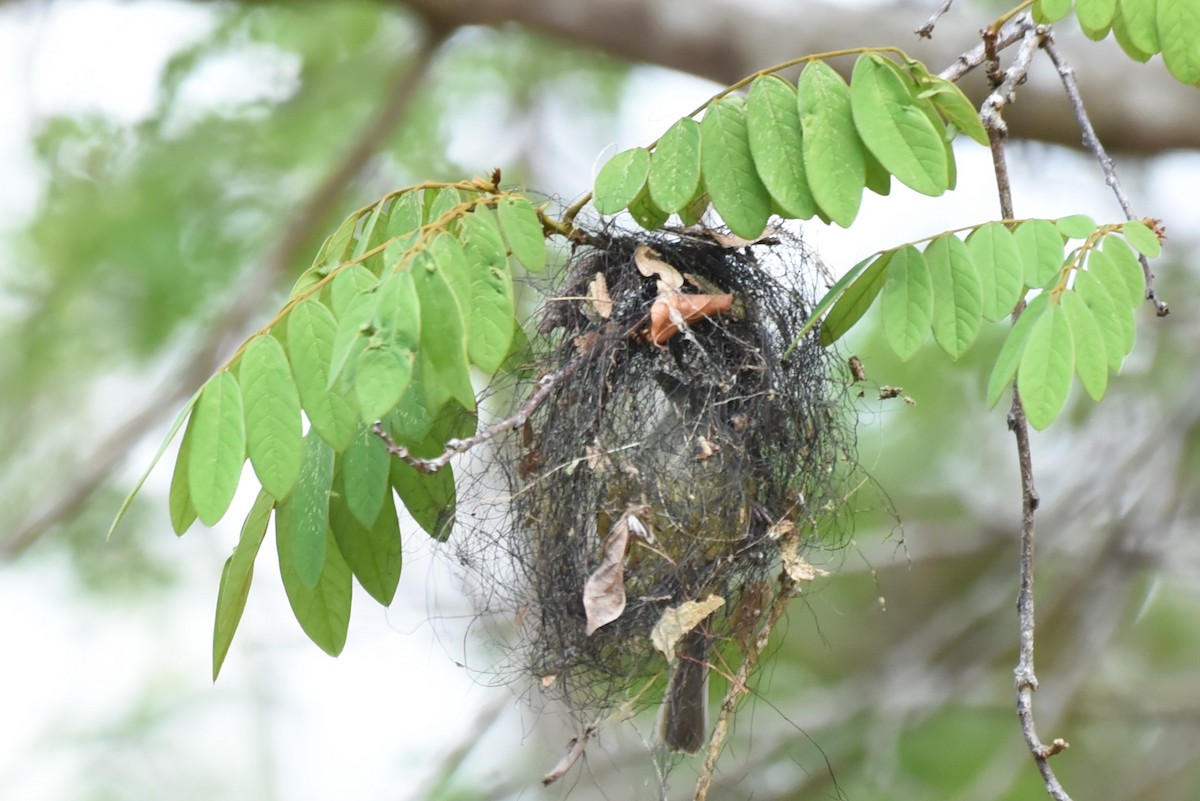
457, 226, 856, 744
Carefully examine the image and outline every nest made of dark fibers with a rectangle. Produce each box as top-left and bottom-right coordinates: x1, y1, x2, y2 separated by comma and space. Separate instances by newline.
457, 227, 857, 725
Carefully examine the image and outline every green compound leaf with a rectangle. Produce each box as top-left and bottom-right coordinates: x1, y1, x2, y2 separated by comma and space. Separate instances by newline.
819, 251, 893, 347
594, 147, 651, 215
354, 344, 415, 423
386, 190, 422, 239
1014, 220, 1065, 288
277, 519, 351, 657
1036, 0, 1073, 23
497, 195, 546, 272
188, 372, 247, 527
1158, 0, 1200, 84
987, 293, 1050, 408
328, 294, 373, 392
331, 474, 402, 606
351, 196, 390, 261
1018, 299, 1075, 430
1086, 246, 1137, 311
282, 432, 336, 589
1117, 0, 1160, 56
1112, 3, 1156, 61
426, 187, 463, 229
1074, 269, 1134, 371
1077, 0, 1117, 39
1061, 289, 1109, 401
213, 489, 272, 680
391, 459, 456, 541
700, 97, 773, 240
863, 147, 893, 196
966, 222, 1025, 321
461, 213, 516, 373
649, 118, 703, 214
798, 60, 865, 227
746, 76, 817, 219
240, 335, 304, 501
880, 246, 933, 361
329, 264, 379, 318
413, 253, 476, 416
925, 234, 984, 359
850, 54, 949, 197
1055, 214, 1098, 240
311, 211, 358, 274
287, 298, 359, 451
341, 425, 392, 528
906, 60, 989, 146
109, 388, 200, 539
1122, 219, 1161, 258
168, 412, 198, 536
1101, 235, 1147, 306
627, 187, 670, 230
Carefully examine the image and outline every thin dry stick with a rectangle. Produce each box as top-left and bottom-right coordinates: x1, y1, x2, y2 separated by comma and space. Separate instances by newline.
374, 352, 588, 473
1040, 32, 1169, 317
692, 573, 797, 801
981, 22, 1073, 801
916, 0, 956, 39
940, 14, 1035, 82
1, 27, 450, 560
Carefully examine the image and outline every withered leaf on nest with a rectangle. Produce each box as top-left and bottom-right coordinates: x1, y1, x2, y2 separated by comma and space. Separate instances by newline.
634, 243, 684, 291
775, 523, 829, 583
650, 594, 725, 659
585, 272, 612, 320
583, 507, 650, 635
648, 291, 735, 345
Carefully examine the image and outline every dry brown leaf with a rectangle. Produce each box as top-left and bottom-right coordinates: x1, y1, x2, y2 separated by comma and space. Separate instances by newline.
705, 226, 785, 248
647, 291, 735, 345
572, 330, 603, 354
583, 507, 649, 635
781, 548, 828, 583
848, 355, 867, 382
586, 272, 612, 319
584, 444, 613, 473
767, 519, 795, 540
650, 595, 725, 659
634, 243, 684, 290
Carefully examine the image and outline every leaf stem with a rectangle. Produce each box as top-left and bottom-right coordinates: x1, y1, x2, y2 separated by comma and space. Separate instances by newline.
982, 19, 1075, 801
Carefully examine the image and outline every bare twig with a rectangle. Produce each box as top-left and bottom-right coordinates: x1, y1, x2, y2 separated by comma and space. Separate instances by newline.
978, 22, 1045, 137
1040, 32, 1169, 317
374, 353, 588, 473
542, 725, 593, 786
1, 26, 449, 560
939, 14, 1035, 83
915, 0, 955, 39
980, 21, 1073, 801
692, 573, 797, 801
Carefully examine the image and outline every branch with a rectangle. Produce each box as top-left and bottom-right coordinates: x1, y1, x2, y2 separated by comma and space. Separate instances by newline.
693, 572, 797, 801
1040, 32, 1170, 317
374, 352, 587, 474
981, 19, 1074, 801
915, 0, 955, 39
0, 25, 449, 561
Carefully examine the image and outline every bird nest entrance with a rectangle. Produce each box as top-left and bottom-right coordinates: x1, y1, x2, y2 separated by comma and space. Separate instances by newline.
460, 228, 855, 757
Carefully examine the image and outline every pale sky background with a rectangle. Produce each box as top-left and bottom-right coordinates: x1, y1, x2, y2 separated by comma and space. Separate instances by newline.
1, 3, 1197, 800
